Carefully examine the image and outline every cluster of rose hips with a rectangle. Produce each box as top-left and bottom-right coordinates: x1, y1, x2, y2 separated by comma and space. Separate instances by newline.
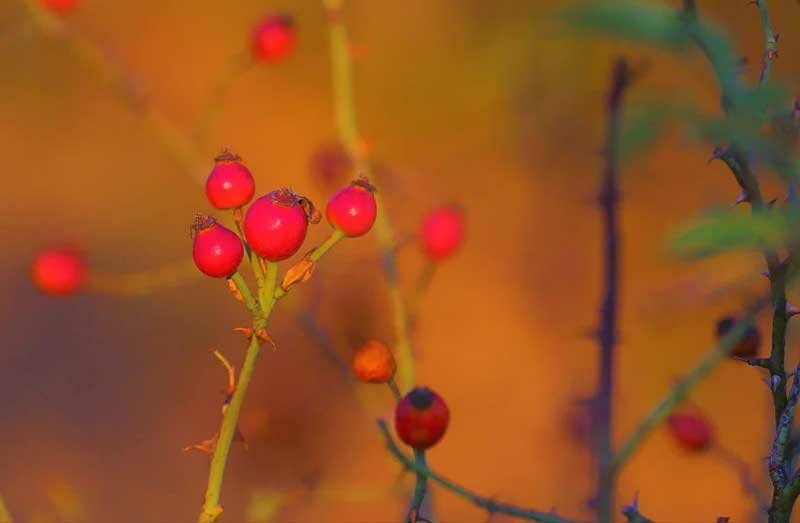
193, 150, 376, 279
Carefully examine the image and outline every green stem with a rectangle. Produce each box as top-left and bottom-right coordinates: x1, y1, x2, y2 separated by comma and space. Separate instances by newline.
197, 263, 279, 523
388, 378, 402, 401
233, 208, 265, 285
322, 0, 415, 392
194, 51, 254, 148
228, 272, 259, 318
407, 449, 428, 523
376, 420, 576, 523
309, 229, 347, 263
260, 261, 279, 318
612, 299, 769, 469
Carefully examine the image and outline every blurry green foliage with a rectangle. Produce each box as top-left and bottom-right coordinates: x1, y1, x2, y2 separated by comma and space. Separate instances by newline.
670, 208, 798, 259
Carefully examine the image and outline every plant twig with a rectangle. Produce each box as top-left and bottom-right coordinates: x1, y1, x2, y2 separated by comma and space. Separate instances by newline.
376, 420, 579, 523
406, 449, 429, 523
592, 57, 633, 523
755, 0, 778, 86
322, 0, 415, 392
612, 299, 770, 469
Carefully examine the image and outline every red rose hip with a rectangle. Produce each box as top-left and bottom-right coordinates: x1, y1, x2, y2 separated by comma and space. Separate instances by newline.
40, 0, 79, 13
420, 206, 464, 261
716, 315, 761, 358
250, 14, 295, 63
326, 177, 377, 237
395, 387, 450, 450
31, 248, 86, 296
192, 215, 244, 278
205, 151, 256, 210
244, 188, 314, 261
667, 412, 713, 451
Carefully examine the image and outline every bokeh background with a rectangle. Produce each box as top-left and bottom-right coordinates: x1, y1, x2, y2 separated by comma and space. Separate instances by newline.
2, 0, 800, 522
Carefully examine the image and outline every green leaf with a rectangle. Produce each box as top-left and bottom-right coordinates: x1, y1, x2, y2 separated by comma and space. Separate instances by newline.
561, 0, 691, 48
670, 209, 794, 259
620, 102, 697, 162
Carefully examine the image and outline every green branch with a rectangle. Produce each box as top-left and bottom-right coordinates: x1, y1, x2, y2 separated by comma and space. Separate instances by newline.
376, 420, 578, 523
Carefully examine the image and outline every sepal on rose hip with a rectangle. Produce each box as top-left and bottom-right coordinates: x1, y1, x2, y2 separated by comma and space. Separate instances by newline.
394, 386, 450, 450
191, 215, 245, 278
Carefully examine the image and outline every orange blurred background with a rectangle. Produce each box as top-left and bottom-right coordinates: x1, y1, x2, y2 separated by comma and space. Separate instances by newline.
2, 0, 800, 522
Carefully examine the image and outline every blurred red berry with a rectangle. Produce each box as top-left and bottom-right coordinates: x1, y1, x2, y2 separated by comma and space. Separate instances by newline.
420, 206, 464, 261
244, 188, 312, 261
250, 14, 295, 63
309, 143, 353, 191
326, 177, 377, 237
352, 339, 396, 383
40, 0, 79, 13
205, 151, 256, 210
716, 315, 761, 357
31, 248, 86, 296
192, 215, 244, 278
395, 387, 450, 450
667, 412, 713, 451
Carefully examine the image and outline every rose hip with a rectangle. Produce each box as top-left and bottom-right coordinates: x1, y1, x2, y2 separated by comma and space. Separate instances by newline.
205, 151, 256, 210
31, 248, 86, 296
716, 315, 761, 358
192, 215, 244, 278
243, 188, 313, 261
251, 14, 295, 63
395, 387, 450, 450
420, 206, 464, 261
667, 412, 713, 451
326, 177, 377, 237
352, 339, 396, 383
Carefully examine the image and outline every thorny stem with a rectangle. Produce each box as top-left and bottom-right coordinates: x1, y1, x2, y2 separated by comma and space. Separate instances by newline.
322, 0, 415, 392
197, 264, 278, 523
613, 300, 770, 469
376, 420, 578, 523
260, 261, 279, 318
685, 2, 796, 520
592, 58, 632, 523
0, 495, 11, 523
755, 0, 778, 87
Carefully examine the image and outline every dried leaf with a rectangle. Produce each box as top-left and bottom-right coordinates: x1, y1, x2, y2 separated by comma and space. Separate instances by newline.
227, 279, 244, 303
281, 258, 316, 291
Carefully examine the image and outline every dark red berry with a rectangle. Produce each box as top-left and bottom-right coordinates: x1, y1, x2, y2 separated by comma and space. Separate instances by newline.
251, 14, 295, 63
205, 151, 256, 210
667, 412, 713, 451
395, 387, 450, 450
192, 215, 244, 278
309, 143, 353, 191
326, 177, 377, 237
243, 188, 314, 261
41, 0, 79, 13
31, 247, 86, 296
716, 315, 761, 357
421, 206, 464, 261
